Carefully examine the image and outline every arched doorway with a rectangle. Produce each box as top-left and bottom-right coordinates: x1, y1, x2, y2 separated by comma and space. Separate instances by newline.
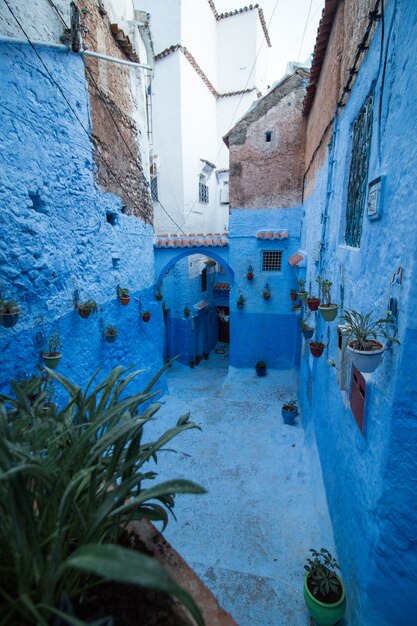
155, 251, 234, 367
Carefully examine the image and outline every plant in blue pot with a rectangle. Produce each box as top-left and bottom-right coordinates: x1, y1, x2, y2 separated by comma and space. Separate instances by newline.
304, 548, 346, 626
281, 400, 298, 425
255, 361, 267, 376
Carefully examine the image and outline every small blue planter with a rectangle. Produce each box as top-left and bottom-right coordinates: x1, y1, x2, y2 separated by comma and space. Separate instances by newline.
256, 366, 267, 377
282, 407, 298, 425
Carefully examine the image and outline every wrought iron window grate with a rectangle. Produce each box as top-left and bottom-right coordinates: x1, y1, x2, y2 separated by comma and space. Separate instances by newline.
199, 182, 209, 204
345, 94, 374, 247
262, 250, 282, 272
151, 176, 158, 201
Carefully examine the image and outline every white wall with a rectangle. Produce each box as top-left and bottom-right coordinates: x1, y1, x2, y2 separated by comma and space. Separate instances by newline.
138, 0, 181, 52
181, 0, 217, 83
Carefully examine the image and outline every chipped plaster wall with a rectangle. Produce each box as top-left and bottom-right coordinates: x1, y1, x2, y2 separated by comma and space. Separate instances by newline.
78, 0, 152, 220
304, 0, 378, 197
0, 2, 165, 398
299, 0, 417, 623
227, 73, 307, 209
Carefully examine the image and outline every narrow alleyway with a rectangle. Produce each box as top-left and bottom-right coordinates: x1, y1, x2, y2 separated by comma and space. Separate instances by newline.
150, 349, 339, 626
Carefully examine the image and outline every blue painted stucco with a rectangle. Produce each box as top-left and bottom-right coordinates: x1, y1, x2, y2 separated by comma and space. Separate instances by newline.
228, 207, 303, 369
0, 42, 166, 400
298, 1, 417, 623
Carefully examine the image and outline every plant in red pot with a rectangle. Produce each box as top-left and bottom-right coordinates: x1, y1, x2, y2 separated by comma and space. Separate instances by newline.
263, 283, 271, 300
78, 300, 97, 319
304, 548, 346, 626
141, 311, 151, 322
317, 276, 338, 322
118, 287, 130, 305
0, 300, 20, 328
246, 264, 254, 281
306, 293, 320, 311
42, 333, 62, 369
309, 341, 325, 357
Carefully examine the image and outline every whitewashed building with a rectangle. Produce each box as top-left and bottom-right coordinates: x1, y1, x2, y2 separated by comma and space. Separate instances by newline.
138, 0, 271, 234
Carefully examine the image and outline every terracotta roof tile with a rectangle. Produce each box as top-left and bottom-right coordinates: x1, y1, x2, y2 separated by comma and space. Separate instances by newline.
288, 252, 305, 267
154, 233, 229, 248
110, 23, 140, 63
256, 230, 288, 240
214, 282, 231, 291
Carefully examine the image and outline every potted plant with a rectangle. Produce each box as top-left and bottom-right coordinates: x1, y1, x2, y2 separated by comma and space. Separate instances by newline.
304, 548, 346, 626
297, 278, 308, 301
184, 306, 191, 318
203, 351, 209, 360
246, 264, 254, 280
205, 258, 216, 268
0, 300, 19, 327
290, 289, 297, 301
104, 325, 118, 343
155, 290, 163, 301
281, 400, 298, 425
255, 360, 267, 376
292, 303, 302, 316
309, 341, 325, 358
78, 299, 97, 318
306, 293, 320, 311
317, 276, 338, 322
189, 358, 195, 368
237, 294, 246, 310
341, 309, 399, 373
118, 287, 130, 306
300, 312, 314, 339
263, 283, 271, 300
141, 310, 151, 322
42, 333, 62, 369
40, 377, 58, 415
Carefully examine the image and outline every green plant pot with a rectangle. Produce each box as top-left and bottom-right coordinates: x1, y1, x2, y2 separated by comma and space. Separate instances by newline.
303, 574, 346, 626
297, 291, 308, 301
42, 353, 62, 369
318, 304, 339, 322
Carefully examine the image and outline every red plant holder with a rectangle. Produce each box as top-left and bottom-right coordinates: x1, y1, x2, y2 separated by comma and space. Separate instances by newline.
309, 342, 325, 357
306, 298, 320, 311
247, 272, 254, 281
142, 313, 151, 322
78, 307, 91, 319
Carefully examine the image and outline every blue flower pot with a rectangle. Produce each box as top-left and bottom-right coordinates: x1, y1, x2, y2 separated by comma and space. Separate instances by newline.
256, 367, 266, 377
302, 327, 314, 340
281, 407, 297, 425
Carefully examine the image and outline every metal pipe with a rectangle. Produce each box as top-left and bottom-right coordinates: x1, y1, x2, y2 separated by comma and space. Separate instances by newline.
0, 35, 68, 50
81, 49, 152, 70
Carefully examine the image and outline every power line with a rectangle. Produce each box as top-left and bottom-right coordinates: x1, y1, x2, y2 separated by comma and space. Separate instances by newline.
2, 0, 151, 223
297, 0, 314, 62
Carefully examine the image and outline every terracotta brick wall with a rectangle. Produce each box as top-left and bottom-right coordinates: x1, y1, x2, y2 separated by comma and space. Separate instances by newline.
76, 0, 153, 222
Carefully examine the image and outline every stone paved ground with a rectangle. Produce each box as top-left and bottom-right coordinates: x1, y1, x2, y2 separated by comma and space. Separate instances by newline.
146, 347, 343, 626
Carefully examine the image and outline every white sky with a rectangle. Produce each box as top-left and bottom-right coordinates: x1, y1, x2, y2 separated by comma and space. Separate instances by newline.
214, 0, 324, 84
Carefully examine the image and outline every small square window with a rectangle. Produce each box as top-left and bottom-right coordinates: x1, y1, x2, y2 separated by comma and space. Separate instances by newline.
262, 250, 282, 272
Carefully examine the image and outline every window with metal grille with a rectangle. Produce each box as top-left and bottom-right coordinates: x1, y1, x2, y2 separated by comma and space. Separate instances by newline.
151, 176, 158, 201
345, 93, 374, 247
201, 267, 207, 292
262, 250, 282, 272
199, 182, 209, 204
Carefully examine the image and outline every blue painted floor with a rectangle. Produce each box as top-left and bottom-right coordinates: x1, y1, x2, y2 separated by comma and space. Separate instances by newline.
147, 347, 340, 626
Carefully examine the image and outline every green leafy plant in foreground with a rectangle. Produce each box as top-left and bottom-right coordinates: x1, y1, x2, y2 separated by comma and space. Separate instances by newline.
341, 309, 399, 351
0, 363, 205, 626
304, 548, 342, 598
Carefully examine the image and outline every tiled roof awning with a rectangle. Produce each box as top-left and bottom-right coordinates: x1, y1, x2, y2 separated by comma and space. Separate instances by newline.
154, 233, 228, 248
288, 251, 306, 267
256, 230, 288, 240
193, 300, 209, 311
214, 282, 230, 291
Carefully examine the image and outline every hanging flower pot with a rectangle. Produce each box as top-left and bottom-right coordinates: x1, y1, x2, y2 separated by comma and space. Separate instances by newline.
263, 290, 271, 300
318, 304, 339, 322
42, 334, 63, 370
118, 288, 130, 306
246, 264, 254, 280
104, 325, 118, 343
297, 279, 307, 301
155, 292, 163, 302
141, 311, 151, 322
292, 305, 302, 316
78, 300, 97, 318
302, 325, 314, 340
0, 301, 19, 327
306, 297, 320, 311
184, 306, 191, 318
346, 341, 385, 373
236, 295, 246, 310
290, 289, 297, 301
309, 341, 325, 357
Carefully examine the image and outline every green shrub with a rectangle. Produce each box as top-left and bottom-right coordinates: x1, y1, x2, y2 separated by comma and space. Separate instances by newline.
0, 363, 205, 626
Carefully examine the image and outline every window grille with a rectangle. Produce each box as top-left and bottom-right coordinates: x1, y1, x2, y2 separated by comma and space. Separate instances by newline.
151, 176, 158, 201
199, 182, 209, 204
345, 94, 374, 247
262, 250, 282, 272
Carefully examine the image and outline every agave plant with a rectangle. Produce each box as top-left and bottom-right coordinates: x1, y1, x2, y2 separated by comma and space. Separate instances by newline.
0, 363, 205, 626
341, 309, 399, 351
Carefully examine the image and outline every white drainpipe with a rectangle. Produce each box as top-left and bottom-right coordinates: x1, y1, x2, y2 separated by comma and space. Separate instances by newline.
0, 36, 152, 70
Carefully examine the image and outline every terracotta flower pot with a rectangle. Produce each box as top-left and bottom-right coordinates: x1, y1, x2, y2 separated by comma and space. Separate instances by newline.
247, 272, 254, 280
290, 292, 297, 301
309, 341, 325, 357
263, 291, 271, 300
120, 295, 131, 306
78, 306, 91, 319
142, 313, 151, 322
306, 297, 320, 311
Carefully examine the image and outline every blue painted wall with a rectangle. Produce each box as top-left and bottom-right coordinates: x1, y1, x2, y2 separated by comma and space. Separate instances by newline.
299, 1, 417, 623
228, 208, 303, 369
0, 43, 166, 401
